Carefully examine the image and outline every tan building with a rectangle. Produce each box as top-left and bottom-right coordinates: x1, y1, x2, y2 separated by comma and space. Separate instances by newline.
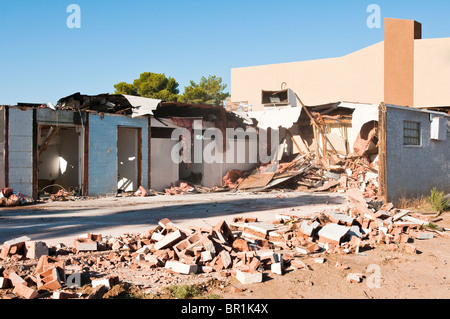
230, 18, 450, 110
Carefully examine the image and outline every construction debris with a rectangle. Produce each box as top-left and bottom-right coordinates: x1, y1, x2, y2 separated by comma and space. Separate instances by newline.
0, 187, 34, 207
0, 189, 442, 299
220, 151, 379, 199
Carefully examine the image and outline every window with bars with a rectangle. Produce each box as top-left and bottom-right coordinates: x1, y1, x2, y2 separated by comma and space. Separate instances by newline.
403, 121, 421, 146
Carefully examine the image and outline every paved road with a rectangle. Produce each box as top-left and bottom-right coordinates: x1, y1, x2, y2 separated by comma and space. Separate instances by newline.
0, 191, 348, 247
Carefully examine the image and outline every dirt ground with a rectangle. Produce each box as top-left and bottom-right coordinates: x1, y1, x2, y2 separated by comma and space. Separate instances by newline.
0, 191, 449, 300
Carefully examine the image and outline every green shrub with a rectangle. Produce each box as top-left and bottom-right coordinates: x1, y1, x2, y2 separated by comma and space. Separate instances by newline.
428, 187, 450, 215
169, 285, 202, 299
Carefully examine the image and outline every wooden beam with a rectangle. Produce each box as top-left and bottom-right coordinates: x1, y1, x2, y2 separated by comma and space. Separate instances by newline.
378, 103, 388, 203
38, 126, 61, 155
293, 92, 338, 154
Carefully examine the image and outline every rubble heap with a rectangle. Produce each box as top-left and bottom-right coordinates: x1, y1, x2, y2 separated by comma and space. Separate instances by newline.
222, 153, 379, 198
0, 189, 445, 299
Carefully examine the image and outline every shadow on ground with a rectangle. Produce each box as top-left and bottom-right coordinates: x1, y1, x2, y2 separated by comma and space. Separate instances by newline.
0, 192, 347, 245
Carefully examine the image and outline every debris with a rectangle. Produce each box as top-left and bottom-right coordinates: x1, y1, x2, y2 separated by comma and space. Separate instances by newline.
164, 182, 194, 195
134, 186, 148, 197
0, 187, 443, 298
347, 273, 364, 284
318, 224, 351, 246
165, 261, 198, 275
13, 283, 39, 299
235, 269, 263, 284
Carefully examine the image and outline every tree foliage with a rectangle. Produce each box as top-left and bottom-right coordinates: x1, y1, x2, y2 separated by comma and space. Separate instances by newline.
113, 72, 180, 102
179, 75, 230, 105
113, 73, 229, 105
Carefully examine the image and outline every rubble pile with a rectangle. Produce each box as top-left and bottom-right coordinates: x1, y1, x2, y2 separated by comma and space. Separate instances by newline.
1, 189, 445, 299
223, 153, 379, 197
0, 187, 33, 207
164, 182, 195, 196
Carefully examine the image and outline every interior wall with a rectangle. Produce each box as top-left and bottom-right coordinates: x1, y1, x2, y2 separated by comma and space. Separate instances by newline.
151, 138, 179, 191
117, 127, 139, 192
37, 126, 80, 193
58, 128, 80, 190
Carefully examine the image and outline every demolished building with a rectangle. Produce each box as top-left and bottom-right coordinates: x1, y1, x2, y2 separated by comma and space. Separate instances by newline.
227, 17, 450, 203
0, 93, 257, 201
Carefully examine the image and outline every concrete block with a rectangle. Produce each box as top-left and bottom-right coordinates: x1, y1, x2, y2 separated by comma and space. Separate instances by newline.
347, 273, 363, 283
235, 269, 263, 284
200, 235, 216, 254
271, 262, 285, 275
300, 220, 320, 237
37, 267, 63, 291
13, 284, 38, 299
73, 238, 98, 251
318, 224, 350, 245
154, 230, 185, 250
0, 277, 11, 289
25, 241, 49, 260
165, 261, 198, 275
201, 250, 214, 262
91, 276, 119, 290
415, 231, 434, 240
0, 236, 30, 259
220, 251, 232, 269
7, 271, 26, 287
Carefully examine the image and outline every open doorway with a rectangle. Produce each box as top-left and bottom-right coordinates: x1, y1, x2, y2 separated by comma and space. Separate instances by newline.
117, 127, 142, 193
37, 125, 83, 196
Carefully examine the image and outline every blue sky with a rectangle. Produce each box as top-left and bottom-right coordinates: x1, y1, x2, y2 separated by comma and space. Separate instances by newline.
1, 0, 450, 105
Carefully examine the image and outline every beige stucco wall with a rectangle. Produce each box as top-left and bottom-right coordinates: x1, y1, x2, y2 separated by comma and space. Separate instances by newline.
231, 37, 450, 110
231, 42, 385, 110
414, 37, 450, 107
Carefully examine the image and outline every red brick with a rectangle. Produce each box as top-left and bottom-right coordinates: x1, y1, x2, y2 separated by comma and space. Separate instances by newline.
7, 271, 26, 287
13, 284, 38, 299
404, 244, 417, 254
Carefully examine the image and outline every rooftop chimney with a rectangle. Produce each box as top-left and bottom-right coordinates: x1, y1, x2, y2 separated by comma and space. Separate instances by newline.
384, 18, 422, 107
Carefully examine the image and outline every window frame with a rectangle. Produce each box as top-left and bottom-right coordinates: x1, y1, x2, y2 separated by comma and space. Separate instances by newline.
403, 120, 422, 147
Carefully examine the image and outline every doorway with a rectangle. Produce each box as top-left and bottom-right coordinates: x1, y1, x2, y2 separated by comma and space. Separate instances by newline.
117, 127, 142, 193
37, 125, 83, 195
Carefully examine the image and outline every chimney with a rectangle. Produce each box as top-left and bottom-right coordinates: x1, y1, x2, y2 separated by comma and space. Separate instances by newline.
384, 18, 422, 107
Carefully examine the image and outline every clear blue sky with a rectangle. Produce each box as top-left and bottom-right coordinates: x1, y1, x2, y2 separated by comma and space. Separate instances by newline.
1, 0, 450, 105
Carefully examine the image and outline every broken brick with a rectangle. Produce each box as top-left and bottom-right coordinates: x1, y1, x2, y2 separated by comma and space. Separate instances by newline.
13, 284, 38, 299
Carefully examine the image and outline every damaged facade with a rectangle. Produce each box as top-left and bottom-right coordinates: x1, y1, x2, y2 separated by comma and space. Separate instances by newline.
0, 93, 257, 201
227, 18, 450, 203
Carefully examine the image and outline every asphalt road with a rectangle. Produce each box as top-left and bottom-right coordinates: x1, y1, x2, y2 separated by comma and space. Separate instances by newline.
0, 191, 348, 247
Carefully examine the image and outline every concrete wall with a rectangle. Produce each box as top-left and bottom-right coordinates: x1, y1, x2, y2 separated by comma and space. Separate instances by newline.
8, 108, 34, 197
230, 41, 385, 110
231, 19, 450, 110
415, 37, 450, 107
385, 105, 450, 202
88, 113, 148, 196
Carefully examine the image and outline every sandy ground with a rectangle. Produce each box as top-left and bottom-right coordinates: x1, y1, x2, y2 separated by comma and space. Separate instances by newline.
0, 190, 449, 300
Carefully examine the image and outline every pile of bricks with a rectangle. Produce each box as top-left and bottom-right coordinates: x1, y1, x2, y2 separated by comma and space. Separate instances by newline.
164, 182, 194, 195
0, 191, 443, 298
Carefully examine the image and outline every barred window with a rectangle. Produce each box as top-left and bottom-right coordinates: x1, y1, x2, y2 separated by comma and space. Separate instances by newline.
403, 121, 421, 146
